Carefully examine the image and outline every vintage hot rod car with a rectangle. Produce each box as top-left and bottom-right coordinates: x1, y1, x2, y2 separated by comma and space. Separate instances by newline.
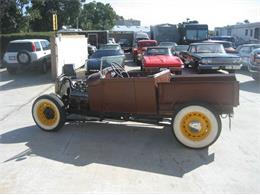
32, 58, 239, 149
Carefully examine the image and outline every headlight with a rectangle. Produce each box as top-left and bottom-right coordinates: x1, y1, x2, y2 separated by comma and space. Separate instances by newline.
201, 58, 213, 64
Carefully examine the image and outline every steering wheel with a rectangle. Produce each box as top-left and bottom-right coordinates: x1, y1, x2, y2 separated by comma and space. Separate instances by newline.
110, 62, 129, 78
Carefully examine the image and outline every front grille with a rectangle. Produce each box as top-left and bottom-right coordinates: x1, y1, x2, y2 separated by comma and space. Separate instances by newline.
211, 58, 238, 64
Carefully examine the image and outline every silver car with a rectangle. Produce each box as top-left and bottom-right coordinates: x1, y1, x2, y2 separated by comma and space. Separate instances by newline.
248, 48, 260, 81
236, 44, 260, 69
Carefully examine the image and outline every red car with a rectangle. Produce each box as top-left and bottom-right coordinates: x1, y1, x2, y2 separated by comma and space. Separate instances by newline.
132, 40, 157, 65
142, 47, 184, 74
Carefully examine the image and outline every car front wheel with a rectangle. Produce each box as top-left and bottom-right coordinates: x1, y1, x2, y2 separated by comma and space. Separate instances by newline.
32, 94, 66, 131
172, 104, 221, 149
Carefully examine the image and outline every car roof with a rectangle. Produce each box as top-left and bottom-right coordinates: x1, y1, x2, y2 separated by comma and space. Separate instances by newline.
10, 39, 48, 43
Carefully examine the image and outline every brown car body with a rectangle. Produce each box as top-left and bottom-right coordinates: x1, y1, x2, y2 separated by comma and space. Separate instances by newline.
61, 69, 239, 117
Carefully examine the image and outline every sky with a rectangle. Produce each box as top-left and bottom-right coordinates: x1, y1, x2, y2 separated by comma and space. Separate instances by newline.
90, 0, 260, 30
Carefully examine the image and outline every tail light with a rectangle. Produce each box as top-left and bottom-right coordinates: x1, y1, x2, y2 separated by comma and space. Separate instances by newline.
31, 43, 36, 52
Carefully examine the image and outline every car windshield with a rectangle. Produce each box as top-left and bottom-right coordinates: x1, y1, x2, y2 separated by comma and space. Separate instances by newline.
175, 45, 189, 51
196, 44, 225, 53
6, 42, 33, 52
90, 50, 123, 59
145, 48, 171, 56
100, 56, 124, 70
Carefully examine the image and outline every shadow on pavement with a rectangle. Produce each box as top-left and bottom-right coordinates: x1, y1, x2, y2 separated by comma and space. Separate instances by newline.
0, 69, 52, 91
0, 122, 215, 177
239, 80, 260, 94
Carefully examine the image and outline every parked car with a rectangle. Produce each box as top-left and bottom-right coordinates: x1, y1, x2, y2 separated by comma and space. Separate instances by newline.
118, 39, 131, 52
86, 49, 125, 73
32, 59, 239, 149
236, 44, 260, 69
181, 43, 242, 73
132, 40, 157, 65
142, 47, 183, 74
88, 44, 97, 56
204, 40, 236, 53
99, 43, 122, 50
248, 48, 260, 81
3, 39, 51, 74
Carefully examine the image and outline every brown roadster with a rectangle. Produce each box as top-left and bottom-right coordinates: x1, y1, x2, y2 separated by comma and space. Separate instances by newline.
32, 59, 239, 149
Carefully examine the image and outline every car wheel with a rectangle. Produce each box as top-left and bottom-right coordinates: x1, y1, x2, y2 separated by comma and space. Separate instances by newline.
32, 94, 66, 131
172, 104, 221, 149
7, 66, 17, 74
17, 50, 31, 65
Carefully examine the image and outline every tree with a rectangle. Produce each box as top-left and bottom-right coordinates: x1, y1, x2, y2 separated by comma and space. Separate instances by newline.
29, 0, 81, 31
0, 0, 29, 33
79, 1, 117, 30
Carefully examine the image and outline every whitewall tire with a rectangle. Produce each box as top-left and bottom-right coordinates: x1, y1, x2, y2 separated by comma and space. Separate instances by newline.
172, 104, 221, 149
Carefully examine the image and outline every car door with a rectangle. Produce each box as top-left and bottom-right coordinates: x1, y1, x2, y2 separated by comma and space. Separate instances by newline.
102, 78, 136, 113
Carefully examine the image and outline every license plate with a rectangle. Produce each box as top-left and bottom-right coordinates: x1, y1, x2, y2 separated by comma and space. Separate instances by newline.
9, 56, 16, 60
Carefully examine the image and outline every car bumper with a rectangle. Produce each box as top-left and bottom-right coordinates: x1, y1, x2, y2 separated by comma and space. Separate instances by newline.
143, 66, 182, 73
198, 64, 242, 70
3, 59, 48, 69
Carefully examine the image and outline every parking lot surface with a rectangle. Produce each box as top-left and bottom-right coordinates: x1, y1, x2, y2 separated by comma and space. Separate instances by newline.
0, 63, 260, 193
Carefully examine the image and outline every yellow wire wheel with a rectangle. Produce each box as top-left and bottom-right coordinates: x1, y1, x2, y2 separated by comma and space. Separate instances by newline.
173, 104, 221, 149
32, 94, 66, 131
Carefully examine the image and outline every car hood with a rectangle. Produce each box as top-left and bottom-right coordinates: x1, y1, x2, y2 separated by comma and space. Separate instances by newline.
144, 55, 183, 67
194, 53, 240, 58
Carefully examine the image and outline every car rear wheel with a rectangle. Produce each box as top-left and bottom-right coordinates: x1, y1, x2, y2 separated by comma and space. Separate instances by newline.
7, 67, 17, 74
32, 94, 66, 131
172, 104, 221, 149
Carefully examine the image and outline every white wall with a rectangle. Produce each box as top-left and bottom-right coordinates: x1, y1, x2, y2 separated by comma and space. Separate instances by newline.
54, 34, 88, 77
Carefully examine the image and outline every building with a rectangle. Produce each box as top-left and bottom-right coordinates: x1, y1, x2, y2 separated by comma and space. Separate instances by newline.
215, 22, 260, 44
